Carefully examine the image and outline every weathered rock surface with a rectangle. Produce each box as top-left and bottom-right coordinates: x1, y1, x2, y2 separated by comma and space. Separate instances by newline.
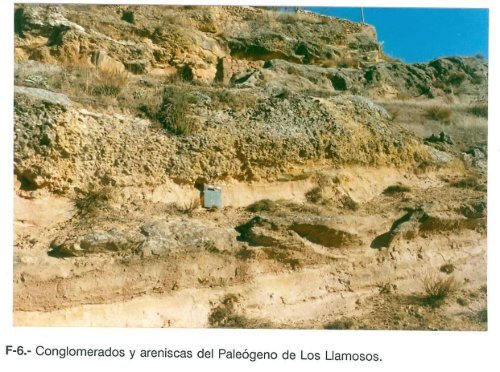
371, 206, 486, 249
139, 219, 239, 256
49, 219, 239, 257
14, 88, 428, 192
14, 86, 72, 107
12, 5, 488, 331
14, 5, 383, 83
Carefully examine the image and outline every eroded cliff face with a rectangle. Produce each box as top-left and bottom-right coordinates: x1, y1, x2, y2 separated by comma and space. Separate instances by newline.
14, 6, 382, 80
13, 5, 488, 330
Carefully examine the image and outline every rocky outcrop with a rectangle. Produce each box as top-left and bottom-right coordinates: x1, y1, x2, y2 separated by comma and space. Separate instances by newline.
290, 222, 359, 248
371, 206, 486, 249
14, 86, 429, 192
14, 86, 72, 107
258, 57, 487, 99
49, 218, 239, 257
14, 4, 487, 95
14, 5, 382, 84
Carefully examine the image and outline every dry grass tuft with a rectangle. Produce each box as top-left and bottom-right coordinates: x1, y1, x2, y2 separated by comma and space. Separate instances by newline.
446, 71, 467, 86
420, 272, 456, 307
324, 318, 354, 330
92, 69, 129, 96
336, 55, 359, 68
425, 105, 452, 122
305, 187, 322, 203
246, 199, 277, 212
176, 198, 200, 214
74, 185, 113, 216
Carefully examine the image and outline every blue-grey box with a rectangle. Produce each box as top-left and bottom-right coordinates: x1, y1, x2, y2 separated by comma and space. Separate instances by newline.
203, 185, 222, 209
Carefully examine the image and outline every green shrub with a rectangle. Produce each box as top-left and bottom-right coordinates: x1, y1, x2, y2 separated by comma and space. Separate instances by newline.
121, 10, 135, 24
467, 104, 488, 118
476, 308, 487, 323
456, 297, 469, 306
157, 87, 198, 135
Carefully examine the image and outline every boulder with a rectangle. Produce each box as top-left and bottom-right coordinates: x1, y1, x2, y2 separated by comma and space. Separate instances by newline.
14, 86, 71, 107
90, 50, 125, 72
139, 219, 239, 257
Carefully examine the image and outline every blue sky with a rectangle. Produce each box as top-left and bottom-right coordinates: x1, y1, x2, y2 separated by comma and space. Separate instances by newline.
304, 7, 489, 63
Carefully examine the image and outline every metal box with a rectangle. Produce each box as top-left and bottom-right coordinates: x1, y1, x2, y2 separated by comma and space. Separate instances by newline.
203, 184, 222, 209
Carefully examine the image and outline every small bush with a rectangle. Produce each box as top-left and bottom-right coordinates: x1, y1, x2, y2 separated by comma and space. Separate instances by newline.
277, 12, 298, 24
383, 184, 411, 195
470, 75, 484, 85
396, 91, 412, 101
467, 104, 488, 118
376, 281, 397, 294
75, 186, 112, 216
325, 318, 354, 330
305, 187, 323, 204
421, 272, 456, 307
276, 87, 292, 99
208, 294, 248, 328
440, 263, 455, 274
204, 241, 220, 254
342, 195, 359, 211
426, 105, 452, 122
300, 88, 336, 98
456, 297, 469, 306
446, 71, 467, 86
236, 247, 256, 260
157, 87, 198, 135
121, 10, 135, 24
319, 59, 337, 68
451, 176, 479, 189
476, 308, 487, 323
246, 199, 277, 212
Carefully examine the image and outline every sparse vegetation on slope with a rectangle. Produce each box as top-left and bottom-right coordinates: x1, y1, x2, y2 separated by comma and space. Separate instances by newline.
13, 4, 487, 331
